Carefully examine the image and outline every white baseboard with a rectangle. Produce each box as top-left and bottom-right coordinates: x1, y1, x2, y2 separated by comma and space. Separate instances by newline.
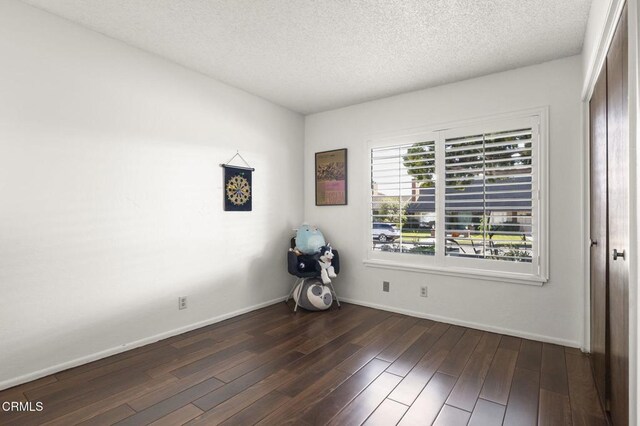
340, 297, 584, 350
2, 295, 583, 392
0, 296, 286, 392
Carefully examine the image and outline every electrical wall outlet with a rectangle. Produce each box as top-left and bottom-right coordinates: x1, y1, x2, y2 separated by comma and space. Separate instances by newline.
383, 281, 390, 292
420, 286, 428, 297
178, 296, 187, 310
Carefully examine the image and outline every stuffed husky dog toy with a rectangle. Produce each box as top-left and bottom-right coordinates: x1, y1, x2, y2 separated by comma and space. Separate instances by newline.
316, 244, 337, 284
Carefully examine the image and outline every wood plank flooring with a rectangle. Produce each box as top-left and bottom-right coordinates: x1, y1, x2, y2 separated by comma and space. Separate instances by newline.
0, 303, 607, 425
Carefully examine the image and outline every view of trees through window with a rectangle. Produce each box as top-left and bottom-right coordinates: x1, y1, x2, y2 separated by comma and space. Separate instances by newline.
371, 128, 533, 262
371, 141, 436, 255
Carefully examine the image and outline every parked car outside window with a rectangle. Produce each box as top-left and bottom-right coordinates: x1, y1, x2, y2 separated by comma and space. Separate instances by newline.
372, 222, 400, 242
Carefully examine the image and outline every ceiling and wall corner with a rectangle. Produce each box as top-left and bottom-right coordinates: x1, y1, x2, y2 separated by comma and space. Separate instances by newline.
20, 0, 592, 115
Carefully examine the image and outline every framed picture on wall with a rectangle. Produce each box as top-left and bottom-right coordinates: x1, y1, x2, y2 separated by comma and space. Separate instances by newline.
315, 148, 347, 206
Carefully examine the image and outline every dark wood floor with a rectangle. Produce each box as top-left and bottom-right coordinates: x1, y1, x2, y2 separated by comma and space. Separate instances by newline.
0, 302, 606, 425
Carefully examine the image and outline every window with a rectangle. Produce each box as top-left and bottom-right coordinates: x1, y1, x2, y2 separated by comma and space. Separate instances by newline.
366, 110, 547, 284
371, 140, 436, 254
444, 128, 533, 262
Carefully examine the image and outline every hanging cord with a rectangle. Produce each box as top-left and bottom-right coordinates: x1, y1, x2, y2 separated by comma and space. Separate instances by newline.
220, 151, 255, 171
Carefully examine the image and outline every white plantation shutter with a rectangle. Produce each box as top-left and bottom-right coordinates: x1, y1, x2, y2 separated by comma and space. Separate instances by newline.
366, 110, 547, 284
444, 128, 533, 262
371, 140, 436, 255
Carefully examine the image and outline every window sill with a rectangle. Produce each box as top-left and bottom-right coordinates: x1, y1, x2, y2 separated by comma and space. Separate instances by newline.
362, 259, 547, 286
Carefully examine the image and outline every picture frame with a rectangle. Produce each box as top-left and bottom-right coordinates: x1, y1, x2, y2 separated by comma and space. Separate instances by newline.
315, 148, 347, 206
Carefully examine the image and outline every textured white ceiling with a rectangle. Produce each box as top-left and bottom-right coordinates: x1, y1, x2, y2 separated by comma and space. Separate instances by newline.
20, 0, 592, 114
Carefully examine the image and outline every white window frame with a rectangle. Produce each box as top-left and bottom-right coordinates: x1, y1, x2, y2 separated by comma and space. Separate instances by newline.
363, 108, 549, 285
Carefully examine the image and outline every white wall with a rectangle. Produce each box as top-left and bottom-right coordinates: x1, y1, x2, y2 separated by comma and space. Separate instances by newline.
305, 56, 584, 347
0, 0, 304, 389
582, 0, 615, 94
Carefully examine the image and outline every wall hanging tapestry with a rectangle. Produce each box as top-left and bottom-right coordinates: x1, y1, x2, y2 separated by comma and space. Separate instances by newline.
221, 152, 254, 211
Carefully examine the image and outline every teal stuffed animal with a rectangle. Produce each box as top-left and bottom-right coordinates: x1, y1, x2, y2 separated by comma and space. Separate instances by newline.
295, 223, 326, 254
